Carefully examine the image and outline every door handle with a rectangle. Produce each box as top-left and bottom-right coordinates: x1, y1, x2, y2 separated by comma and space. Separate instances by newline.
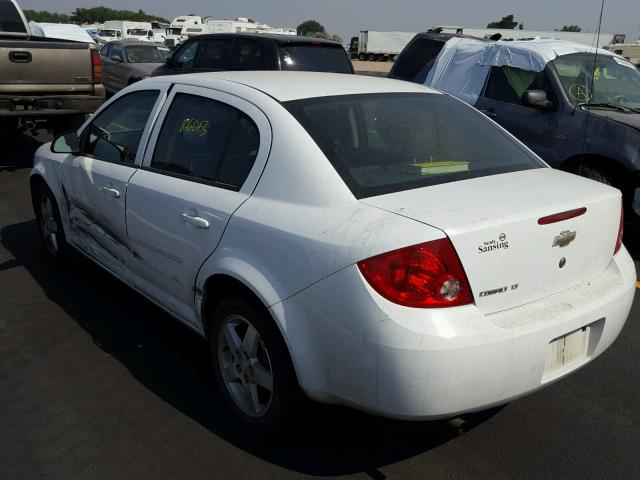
480, 109, 497, 118
100, 186, 121, 198
181, 213, 210, 229
9, 51, 32, 63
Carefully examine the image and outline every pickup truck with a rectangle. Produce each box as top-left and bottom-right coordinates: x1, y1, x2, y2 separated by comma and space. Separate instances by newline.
0, 0, 105, 139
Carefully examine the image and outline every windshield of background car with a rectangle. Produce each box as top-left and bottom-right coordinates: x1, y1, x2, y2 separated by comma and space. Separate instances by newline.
278, 45, 352, 73
286, 93, 545, 198
552, 53, 640, 109
0, 0, 26, 33
125, 46, 171, 63
99, 29, 117, 37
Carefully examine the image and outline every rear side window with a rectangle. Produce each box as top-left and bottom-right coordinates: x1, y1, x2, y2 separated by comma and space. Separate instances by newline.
392, 38, 445, 81
231, 39, 266, 69
278, 45, 352, 73
151, 93, 259, 189
484, 66, 552, 106
286, 93, 544, 198
0, 0, 26, 33
195, 38, 232, 69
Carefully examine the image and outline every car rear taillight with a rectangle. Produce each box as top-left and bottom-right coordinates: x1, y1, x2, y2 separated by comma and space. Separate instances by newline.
91, 49, 103, 84
357, 238, 474, 308
614, 199, 624, 255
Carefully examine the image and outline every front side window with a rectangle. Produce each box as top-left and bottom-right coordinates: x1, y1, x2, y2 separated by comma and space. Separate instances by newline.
151, 93, 260, 188
552, 53, 640, 109
278, 45, 352, 73
110, 44, 123, 60
82, 90, 159, 164
484, 66, 552, 106
286, 93, 545, 198
100, 44, 111, 57
173, 41, 198, 69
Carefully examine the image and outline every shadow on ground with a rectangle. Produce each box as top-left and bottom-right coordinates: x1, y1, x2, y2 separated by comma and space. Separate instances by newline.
0, 219, 503, 477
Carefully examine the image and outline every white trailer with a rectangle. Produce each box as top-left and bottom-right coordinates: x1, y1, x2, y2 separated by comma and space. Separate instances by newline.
350, 31, 418, 61
430, 26, 625, 49
102, 21, 154, 42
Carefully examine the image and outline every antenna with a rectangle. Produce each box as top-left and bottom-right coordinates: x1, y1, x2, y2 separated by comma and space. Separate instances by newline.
578, 0, 605, 176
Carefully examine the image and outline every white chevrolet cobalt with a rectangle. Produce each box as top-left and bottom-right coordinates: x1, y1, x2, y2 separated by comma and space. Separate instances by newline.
31, 72, 636, 434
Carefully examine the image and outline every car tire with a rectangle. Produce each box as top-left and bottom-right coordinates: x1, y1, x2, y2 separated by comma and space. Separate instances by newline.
368, 53, 377, 62
32, 182, 68, 262
209, 295, 302, 437
358, 53, 366, 61
581, 165, 613, 186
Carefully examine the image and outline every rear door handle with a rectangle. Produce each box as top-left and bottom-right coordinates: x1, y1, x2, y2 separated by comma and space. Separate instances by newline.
9, 51, 32, 63
181, 213, 210, 229
480, 109, 497, 118
100, 186, 121, 198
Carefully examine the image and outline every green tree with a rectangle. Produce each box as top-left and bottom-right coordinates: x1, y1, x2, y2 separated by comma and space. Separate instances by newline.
23, 10, 72, 23
297, 19, 325, 36
561, 25, 582, 32
487, 14, 519, 29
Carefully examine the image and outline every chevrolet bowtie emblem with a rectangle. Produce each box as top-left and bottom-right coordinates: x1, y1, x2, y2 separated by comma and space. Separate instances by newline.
553, 230, 577, 248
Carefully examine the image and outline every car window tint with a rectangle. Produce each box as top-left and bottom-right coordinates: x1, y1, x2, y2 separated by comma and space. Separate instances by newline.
278, 45, 351, 73
484, 66, 552, 106
0, 0, 26, 33
100, 44, 111, 57
151, 93, 259, 188
174, 41, 198, 69
195, 39, 232, 69
392, 38, 445, 80
286, 93, 544, 199
231, 39, 266, 69
83, 90, 159, 164
217, 114, 260, 186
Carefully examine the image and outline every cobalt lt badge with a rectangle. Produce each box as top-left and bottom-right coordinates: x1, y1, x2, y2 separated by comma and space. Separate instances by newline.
553, 230, 577, 248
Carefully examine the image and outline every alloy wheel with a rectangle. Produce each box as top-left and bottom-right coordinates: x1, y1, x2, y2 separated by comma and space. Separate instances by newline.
218, 314, 274, 418
39, 194, 60, 255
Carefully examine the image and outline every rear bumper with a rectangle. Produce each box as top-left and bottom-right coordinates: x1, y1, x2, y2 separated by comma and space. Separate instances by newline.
273, 247, 636, 420
0, 91, 105, 117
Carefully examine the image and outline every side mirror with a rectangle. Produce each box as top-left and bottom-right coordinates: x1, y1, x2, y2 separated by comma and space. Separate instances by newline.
111, 55, 123, 62
51, 131, 80, 154
522, 90, 554, 111
164, 56, 173, 67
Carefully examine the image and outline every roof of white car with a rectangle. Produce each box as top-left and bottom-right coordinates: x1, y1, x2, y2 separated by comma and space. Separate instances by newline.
155, 71, 440, 102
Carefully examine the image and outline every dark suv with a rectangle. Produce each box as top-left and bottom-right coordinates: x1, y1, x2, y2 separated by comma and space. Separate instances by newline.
151, 33, 354, 76
390, 32, 640, 226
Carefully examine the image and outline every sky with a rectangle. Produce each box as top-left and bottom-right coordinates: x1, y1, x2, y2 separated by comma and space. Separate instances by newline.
19, 0, 640, 43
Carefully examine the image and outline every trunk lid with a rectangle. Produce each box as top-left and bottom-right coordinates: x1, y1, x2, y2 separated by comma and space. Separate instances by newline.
362, 168, 622, 314
0, 38, 92, 86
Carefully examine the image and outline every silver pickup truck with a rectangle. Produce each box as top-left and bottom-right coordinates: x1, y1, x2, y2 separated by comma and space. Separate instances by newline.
0, 0, 105, 138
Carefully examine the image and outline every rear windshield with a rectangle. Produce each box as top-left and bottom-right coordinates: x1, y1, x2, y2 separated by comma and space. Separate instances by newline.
278, 45, 352, 73
286, 93, 545, 198
0, 0, 26, 34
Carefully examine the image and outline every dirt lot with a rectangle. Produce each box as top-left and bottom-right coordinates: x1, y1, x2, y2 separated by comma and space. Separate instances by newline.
352, 60, 393, 77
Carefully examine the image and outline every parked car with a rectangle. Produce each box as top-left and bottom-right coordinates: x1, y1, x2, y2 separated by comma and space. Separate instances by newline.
389, 32, 640, 226
100, 41, 171, 94
151, 33, 354, 77
30, 72, 636, 435
0, 0, 105, 138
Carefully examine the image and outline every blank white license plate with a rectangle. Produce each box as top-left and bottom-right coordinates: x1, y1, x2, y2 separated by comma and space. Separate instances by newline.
543, 327, 590, 377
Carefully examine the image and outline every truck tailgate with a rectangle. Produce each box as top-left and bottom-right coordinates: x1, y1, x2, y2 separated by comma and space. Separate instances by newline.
0, 39, 92, 87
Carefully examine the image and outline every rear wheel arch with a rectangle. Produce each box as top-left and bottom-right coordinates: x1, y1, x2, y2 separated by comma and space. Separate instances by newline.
560, 154, 631, 185
201, 273, 303, 383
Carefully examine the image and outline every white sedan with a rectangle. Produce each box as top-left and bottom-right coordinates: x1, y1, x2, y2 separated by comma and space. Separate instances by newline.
30, 71, 636, 435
